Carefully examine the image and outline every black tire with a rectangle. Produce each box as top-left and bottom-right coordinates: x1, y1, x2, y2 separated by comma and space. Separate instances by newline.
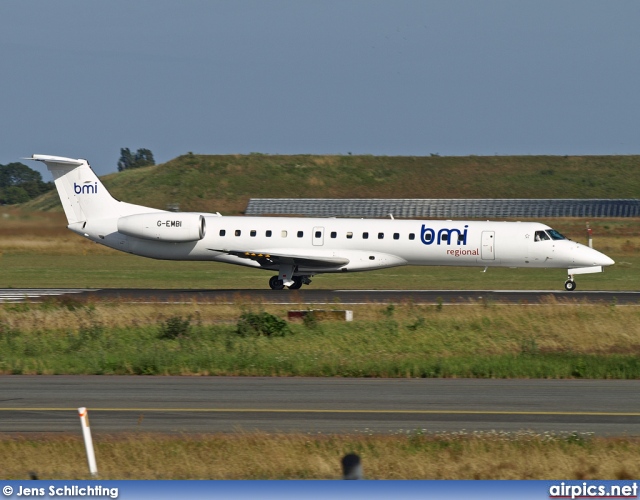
564, 280, 576, 291
269, 276, 285, 290
289, 276, 303, 290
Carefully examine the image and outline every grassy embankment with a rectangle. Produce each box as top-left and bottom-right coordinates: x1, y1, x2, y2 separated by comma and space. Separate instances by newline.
2, 432, 639, 480
23, 154, 640, 215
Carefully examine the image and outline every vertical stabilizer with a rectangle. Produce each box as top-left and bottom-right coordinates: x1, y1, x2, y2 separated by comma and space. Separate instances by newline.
27, 154, 157, 224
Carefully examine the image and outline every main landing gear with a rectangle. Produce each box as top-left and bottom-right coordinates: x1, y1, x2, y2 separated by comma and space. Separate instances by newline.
564, 275, 576, 291
268, 275, 312, 290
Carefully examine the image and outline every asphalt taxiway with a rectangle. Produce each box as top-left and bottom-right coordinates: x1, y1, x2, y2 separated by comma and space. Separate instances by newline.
1, 376, 639, 436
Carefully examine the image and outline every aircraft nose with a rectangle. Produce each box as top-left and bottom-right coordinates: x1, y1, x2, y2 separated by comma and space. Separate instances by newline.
585, 247, 615, 267
597, 252, 615, 267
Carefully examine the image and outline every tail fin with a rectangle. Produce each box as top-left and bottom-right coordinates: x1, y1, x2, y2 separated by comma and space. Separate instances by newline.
28, 154, 156, 224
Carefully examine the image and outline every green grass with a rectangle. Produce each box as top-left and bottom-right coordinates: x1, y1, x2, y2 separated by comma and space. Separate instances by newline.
2, 301, 639, 378
1, 251, 637, 290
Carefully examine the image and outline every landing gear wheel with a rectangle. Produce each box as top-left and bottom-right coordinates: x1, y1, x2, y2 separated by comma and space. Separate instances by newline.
269, 275, 285, 290
289, 276, 303, 290
564, 280, 576, 291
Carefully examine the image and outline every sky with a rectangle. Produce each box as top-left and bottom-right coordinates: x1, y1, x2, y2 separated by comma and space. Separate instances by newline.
2, 1, 640, 176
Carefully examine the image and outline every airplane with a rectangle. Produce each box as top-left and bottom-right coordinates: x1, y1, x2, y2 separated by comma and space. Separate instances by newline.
28, 154, 615, 291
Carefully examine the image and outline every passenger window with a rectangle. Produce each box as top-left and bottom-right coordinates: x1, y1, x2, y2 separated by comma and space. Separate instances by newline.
409, 233, 415, 240
362, 232, 369, 239
346, 232, 353, 239
266, 230, 272, 237
378, 232, 384, 239
534, 230, 550, 242
219, 229, 226, 236
250, 230, 256, 237
331, 231, 337, 238
315, 231, 322, 238
297, 231, 304, 238
235, 230, 241, 236
393, 233, 399, 240
281, 230, 287, 238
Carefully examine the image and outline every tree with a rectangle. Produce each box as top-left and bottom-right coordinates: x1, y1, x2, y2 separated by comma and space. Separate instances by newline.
0, 162, 54, 205
117, 148, 134, 172
134, 148, 155, 168
0, 162, 43, 187
118, 148, 155, 171
3, 186, 30, 204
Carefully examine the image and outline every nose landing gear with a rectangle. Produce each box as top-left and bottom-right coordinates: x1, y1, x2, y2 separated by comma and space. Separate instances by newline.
564, 275, 576, 291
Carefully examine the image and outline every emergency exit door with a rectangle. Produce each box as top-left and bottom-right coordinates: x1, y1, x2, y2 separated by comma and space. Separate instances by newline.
312, 226, 325, 246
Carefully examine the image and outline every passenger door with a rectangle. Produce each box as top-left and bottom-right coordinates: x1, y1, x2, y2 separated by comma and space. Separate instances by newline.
481, 231, 495, 260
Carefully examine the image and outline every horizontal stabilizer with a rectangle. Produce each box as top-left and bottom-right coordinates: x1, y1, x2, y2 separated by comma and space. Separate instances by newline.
27, 155, 85, 166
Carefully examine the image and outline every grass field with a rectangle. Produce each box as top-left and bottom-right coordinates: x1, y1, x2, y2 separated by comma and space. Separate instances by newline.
3, 252, 639, 290
2, 432, 639, 480
2, 298, 639, 377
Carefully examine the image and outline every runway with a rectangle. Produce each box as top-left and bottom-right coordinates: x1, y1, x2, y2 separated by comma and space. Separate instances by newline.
1, 376, 639, 436
1, 288, 639, 304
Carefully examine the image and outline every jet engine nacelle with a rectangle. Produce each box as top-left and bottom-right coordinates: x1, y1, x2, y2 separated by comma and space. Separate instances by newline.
117, 213, 206, 242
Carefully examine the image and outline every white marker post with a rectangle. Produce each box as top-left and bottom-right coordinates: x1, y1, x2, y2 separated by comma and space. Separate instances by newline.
586, 223, 593, 248
78, 407, 98, 477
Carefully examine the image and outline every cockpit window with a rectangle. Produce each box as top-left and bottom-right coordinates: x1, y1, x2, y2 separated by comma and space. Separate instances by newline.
547, 229, 567, 240
534, 230, 550, 242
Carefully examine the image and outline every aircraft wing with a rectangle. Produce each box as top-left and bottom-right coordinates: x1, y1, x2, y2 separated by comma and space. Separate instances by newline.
208, 248, 349, 268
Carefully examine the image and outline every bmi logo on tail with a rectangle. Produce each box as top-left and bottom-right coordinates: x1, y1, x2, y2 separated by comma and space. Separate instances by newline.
74, 182, 98, 194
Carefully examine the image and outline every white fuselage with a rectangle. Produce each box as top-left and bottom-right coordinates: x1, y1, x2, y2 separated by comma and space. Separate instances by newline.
74, 215, 612, 274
